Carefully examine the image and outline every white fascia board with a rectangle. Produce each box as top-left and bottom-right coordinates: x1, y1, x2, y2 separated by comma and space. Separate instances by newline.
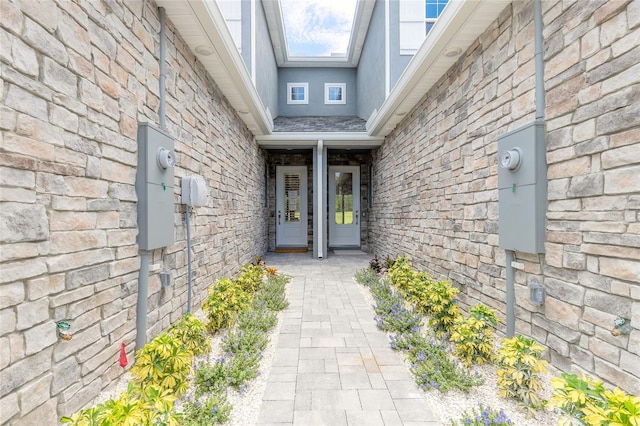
159, 0, 273, 135
367, 0, 510, 137
256, 132, 384, 149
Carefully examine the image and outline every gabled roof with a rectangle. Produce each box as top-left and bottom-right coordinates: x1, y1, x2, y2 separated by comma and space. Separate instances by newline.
157, 0, 510, 139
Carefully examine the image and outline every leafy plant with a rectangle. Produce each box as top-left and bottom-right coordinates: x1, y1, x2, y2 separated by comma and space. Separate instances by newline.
203, 278, 251, 333
369, 255, 383, 273
226, 351, 261, 390
130, 333, 193, 395
235, 304, 277, 332
222, 328, 269, 354
236, 263, 265, 293
60, 383, 180, 426
451, 404, 513, 425
168, 313, 211, 356
194, 359, 229, 397
254, 274, 290, 311
548, 372, 640, 426
422, 279, 462, 338
496, 335, 548, 413
373, 295, 423, 334
450, 304, 497, 366
181, 389, 232, 425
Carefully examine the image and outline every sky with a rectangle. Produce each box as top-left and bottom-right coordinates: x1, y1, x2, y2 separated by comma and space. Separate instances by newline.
280, 0, 358, 57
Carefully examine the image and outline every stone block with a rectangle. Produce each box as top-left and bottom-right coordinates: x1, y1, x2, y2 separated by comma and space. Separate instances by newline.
595, 358, 640, 394
544, 297, 582, 329
0, 391, 19, 424
0, 347, 52, 398
531, 313, 581, 343
26, 274, 66, 301
547, 334, 570, 357
48, 286, 94, 309
0, 282, 25, 309
14, 399, 58, 426
0, 258, 48, 285
567, 173, 604, 198
50, 104, 79, 132
16, 298, 49, 330
597, 102, 640, 135
628, 330, 640, 355
53, 324, 101, 362
46, 248, 114, 274
43, 56, 77, 98
585, 289, 632, 317
18, 372, 52, 414
65, 264, 110, 289
604, 166, 640, 195
87, 198, 120, 211
570, 344, 594, 370
50, 230, 106, 254
100, 310, 128, 336
4, 84, 48, 122
57, 10, 91, 59
0, 309, 16, 336
599, 257, 640, 283
620, 351, 640, 377
544, 277, 585, 303
589, 337, 621, 364
24, 321, 57, 356
51, 357, 80, 395
0, 202, 49, 243
0, 167, 35, 189
548, 157, 591, 179
64, 177, 109, 198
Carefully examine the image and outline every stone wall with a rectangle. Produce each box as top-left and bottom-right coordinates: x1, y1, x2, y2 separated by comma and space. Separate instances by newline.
370, 0, 639, 393
0, 0, 268, 423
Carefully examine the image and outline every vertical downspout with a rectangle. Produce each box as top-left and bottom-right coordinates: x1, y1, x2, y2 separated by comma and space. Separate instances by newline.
506, 0, 545, 338
136, 7, 167, 351
317, 139, 324, 258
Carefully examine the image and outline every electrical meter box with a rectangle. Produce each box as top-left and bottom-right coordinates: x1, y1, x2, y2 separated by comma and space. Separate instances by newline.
136, 123, 176, 250
498, 121, 547, 253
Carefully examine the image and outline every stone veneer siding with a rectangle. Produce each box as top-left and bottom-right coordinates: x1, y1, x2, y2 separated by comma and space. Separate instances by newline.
0, 0, 268, 423
370, 0, 639, 393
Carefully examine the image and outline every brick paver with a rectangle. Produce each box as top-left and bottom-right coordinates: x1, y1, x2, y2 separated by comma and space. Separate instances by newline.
258, 253, 439, 426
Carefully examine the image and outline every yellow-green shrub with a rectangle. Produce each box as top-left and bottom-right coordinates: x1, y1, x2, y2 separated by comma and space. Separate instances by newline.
548, 372, 640, 426
387, 255, 433, 314
450, 304, 497, 366
130, 333, 193, 395
423, 279, 462, 338
168, 313, 211, 356
203, 277, 251, 332
496, 335, 548, 413
236, 263, 265, 293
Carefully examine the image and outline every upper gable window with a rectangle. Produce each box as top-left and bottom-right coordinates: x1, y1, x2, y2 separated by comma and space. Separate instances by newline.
325, 83, 346, 105
399, 0, 448, 54
287, 83, 309, 104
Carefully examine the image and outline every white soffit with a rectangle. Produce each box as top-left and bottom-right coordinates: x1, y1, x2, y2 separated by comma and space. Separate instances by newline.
256, 132, 384, 150
156, 0, 273, 135
367, 0, 511, 137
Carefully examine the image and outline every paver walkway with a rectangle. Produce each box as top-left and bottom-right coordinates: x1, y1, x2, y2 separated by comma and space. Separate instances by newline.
257, 253, 439, 426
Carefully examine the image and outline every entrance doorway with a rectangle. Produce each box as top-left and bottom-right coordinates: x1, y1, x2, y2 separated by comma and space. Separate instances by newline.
276, 166, 308, 248
328, 166, 360, 247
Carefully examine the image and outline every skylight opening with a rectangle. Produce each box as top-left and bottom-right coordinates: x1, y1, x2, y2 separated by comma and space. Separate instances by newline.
280, 0, 358, 58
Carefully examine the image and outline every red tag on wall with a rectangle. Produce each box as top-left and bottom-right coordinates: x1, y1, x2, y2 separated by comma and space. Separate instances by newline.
119, 342, 128, 368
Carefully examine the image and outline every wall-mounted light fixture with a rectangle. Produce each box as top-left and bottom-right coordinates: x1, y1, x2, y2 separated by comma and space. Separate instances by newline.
195, 45, 213, 56
529, 281, 545, 305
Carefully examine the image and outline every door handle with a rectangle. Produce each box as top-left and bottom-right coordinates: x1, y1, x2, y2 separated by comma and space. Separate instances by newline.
278, 210, 281, 225
355, 210, 359, 225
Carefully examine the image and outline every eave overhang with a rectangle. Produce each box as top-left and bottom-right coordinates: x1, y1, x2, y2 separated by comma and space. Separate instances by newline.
156, 0, 273, 135
367, 0, 511, 137
256, 132, 384, 150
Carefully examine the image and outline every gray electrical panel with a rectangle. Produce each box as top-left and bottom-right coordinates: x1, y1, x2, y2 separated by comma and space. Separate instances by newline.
498, 121, 547, 253
136, 123, 176, 250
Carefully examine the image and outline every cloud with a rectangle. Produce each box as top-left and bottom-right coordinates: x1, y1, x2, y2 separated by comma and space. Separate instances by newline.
281, 0, 357, 56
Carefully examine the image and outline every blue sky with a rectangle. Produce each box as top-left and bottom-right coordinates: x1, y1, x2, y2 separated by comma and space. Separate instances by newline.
280, 0, 358, 57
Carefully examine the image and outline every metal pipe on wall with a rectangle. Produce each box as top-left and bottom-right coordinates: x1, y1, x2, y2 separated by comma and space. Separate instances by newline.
534, 0, 545, 121
506, 250, 515, 337
159, 7, 167, 131
186, 206, 193, 313
136, 250, 150, 350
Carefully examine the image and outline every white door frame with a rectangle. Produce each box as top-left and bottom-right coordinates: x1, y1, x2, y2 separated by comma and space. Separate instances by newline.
328, 165, 360, 247
276, 166, 308, 247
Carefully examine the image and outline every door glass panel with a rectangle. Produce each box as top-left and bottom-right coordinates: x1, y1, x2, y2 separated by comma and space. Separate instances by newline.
285, 173, 301, 223
334, 172, 353, 224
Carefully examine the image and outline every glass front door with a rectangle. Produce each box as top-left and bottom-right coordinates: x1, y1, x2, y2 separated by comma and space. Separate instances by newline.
276, 166, 308, 247
328, 166, 360, 247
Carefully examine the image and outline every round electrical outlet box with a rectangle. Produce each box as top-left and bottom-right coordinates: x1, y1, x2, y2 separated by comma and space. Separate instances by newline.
500, 147, 522, 171
157, 147, 175, 169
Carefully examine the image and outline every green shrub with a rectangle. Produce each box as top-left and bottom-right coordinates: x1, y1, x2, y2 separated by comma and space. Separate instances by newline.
60, 383, 180, 426
222, 328, 269, 354
194, 359, 229, 397
451, 404, 513, 425
203, 278, 252, 333
130, 333, 193, 395
226, 351, 261, 390
181, 389, 231, 425
548, 372, 640, 426
236, 263, 265, 293
254, 274, 290, 311
423, 279, 462, 338
450, 304, 497, 366
235, 304, 277, 332
496, 335, 548, 413
168, 313, 211, 356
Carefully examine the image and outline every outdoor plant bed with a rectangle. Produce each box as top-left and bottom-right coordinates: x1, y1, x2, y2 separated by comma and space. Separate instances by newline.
61, 263, 291, 425
356, 255, 639, 426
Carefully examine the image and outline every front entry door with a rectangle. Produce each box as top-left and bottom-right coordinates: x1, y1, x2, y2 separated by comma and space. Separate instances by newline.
329, 166, 360, 247
276, 166, 308, 247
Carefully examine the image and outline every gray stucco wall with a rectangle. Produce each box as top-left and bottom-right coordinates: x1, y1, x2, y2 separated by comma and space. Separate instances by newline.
390, 0, 413, 89
255, 1, 279, 118
278, 68, 357, 117
241, 0, 251, 72
356, 0, 386, 121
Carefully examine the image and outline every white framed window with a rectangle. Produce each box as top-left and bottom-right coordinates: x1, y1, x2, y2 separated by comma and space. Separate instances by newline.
287, 83, 308, 104
324, 83, 346, 104
425, 0, 449, 34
